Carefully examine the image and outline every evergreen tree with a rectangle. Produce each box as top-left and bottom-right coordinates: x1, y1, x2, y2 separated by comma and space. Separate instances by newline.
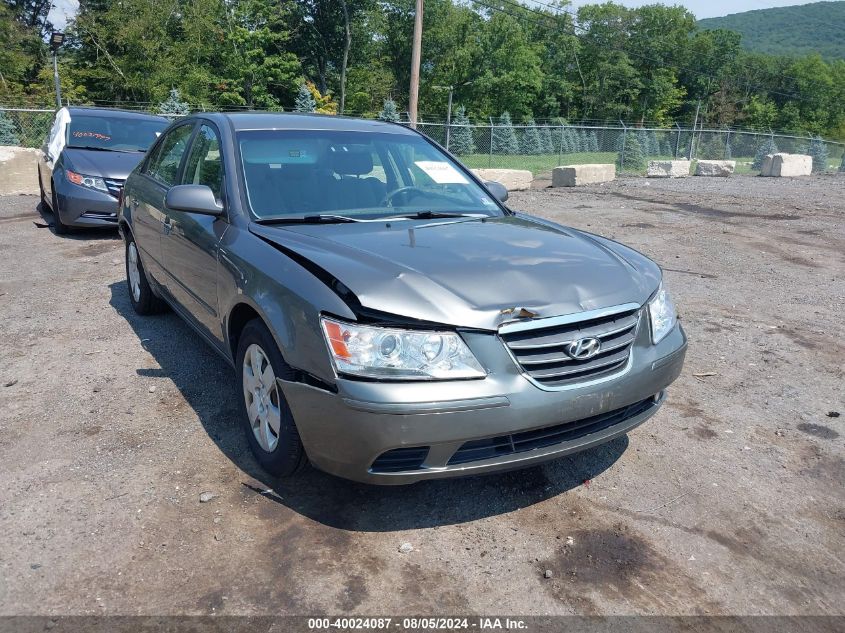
752, 137, 779, 169
0, 112, 20, 145
807, 137, 829, 173
493, 112, 520, 155
377, 98, 400, 122
295, 84, 317, 112
648, 131, 660, 156
539, 125, 553, 154
157, 88, 190, 117
587, 131, 599, 152
449, 105, 475, 155
617, 133, 646, 171
520, 118, 542, 155
561, 128, 574, 153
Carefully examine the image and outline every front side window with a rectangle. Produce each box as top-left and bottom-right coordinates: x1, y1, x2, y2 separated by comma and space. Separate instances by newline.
146, 124, 194, 186
67, 115, 166, 152
237, 130, 503, 220
182, 124, 224, 202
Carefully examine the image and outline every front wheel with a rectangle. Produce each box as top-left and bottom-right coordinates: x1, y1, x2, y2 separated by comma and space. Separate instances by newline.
51, 188, 70, 235
125, 235, 165, 315
236, 320, 307, 478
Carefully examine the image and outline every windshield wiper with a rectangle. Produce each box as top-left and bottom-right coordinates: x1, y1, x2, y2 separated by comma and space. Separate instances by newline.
67, 146, 142, 153
383, 210, 488, 220
254, 214, 363, 225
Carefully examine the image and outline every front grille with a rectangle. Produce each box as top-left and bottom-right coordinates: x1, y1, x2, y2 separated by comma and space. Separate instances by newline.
500, 306, 641, 388
370, 446, 430, 473
447, 397, 656, 466
104, 178, 125, 198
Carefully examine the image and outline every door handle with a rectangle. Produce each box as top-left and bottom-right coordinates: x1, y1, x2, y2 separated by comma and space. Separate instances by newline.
163, 216, 173, 235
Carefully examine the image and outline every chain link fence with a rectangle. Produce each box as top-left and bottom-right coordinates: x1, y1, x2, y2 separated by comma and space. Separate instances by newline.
415, 120, 845, 175
2, 106, 844, 175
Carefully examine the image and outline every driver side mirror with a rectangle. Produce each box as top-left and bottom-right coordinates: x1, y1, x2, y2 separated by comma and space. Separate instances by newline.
484, 181, 509, 203
165, 184, 224, 216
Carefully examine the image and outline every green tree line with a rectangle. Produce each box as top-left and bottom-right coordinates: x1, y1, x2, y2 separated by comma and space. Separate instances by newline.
2, 0, 845, 140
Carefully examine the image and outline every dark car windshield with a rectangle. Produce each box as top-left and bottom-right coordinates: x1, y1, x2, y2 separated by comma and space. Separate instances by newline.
237, 129, 503, 221
67, 115, 168, 152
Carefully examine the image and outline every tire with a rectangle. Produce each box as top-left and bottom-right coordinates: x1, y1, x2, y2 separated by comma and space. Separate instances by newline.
236, 319, 307, 478
37, 166, 46, 210
125, 234, 165, 315
51, 187, 70, 235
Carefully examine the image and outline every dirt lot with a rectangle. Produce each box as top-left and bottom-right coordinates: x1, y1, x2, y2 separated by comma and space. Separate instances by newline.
0, 174, 843, 617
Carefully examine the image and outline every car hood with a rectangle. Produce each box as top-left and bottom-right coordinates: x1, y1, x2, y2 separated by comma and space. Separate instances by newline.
62, 148, 145, 180
250, 214, 661, 331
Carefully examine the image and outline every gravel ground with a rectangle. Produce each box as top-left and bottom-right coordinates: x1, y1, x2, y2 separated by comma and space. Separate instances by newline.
0, 174, 843, 617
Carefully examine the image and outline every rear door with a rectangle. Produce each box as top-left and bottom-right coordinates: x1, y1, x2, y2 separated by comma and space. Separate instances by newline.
160, 123, 228, 347
131, 122, 195, 282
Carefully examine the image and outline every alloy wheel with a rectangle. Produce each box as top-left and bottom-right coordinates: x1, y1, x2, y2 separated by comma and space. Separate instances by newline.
127, 242, 142, 303
242, 343, 282, 452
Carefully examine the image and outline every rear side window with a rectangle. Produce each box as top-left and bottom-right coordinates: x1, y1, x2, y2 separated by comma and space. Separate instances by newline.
146, 123, 194, 186
182, 124, 224, 202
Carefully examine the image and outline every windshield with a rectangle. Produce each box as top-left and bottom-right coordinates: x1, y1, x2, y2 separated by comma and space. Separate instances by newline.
237, 129, 503, 221
67, 115, 167, 152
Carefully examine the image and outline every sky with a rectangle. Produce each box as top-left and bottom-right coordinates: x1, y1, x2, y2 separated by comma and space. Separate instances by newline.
541, 1, 822, 19
46, 1, 824, 29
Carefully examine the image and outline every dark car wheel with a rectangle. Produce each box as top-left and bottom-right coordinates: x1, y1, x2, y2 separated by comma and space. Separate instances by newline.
125, 235, 165, 315
236, 320, 307, 478
51, 187, 70, 235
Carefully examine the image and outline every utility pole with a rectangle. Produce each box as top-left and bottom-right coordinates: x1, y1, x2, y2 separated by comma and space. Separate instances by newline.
444, 87, 453, 150
408, 0, 423, 128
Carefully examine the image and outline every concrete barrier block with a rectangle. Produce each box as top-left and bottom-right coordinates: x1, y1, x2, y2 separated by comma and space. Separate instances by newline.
763, 153, 812, 177
694, 160, 735, 177
760, 154, 775, 177
470, 168, 533, 191
551, 163, 616, 187
0, 147, 42, 195
647, 160, 691, 178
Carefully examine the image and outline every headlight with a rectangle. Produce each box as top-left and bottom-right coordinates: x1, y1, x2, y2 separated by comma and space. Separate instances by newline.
320, 317, 486, 380
648, 282, 677, 344
66, 170, 109, 193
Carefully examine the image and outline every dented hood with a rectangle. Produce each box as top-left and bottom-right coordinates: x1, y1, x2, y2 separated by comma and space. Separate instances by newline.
250, 215, 661, 331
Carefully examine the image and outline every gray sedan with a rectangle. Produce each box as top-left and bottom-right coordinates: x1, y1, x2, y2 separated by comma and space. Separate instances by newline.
118, 112, 687, 484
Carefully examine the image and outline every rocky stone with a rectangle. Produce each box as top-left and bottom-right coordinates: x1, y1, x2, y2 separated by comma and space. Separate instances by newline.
552, 164, 616, 187
647, 160, 691, 178
694, 160, 735, 177
470, 168, 533, 191
0, 147, 42, 195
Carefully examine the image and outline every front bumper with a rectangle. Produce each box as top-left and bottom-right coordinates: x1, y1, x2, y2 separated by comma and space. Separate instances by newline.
55, 181, 120, 228
280, 322, 686, 484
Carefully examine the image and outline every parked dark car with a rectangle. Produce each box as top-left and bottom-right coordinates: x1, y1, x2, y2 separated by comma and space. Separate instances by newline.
38, 107, 169, 233
118, 112, 687, 484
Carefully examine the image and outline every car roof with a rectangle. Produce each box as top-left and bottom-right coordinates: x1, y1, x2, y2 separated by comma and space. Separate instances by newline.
209, 112, 416, 135
66, 106, 170, 123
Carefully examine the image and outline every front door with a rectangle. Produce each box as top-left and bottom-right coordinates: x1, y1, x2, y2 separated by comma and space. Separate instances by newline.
133, 122, 196, 282
160, 123, 228, 347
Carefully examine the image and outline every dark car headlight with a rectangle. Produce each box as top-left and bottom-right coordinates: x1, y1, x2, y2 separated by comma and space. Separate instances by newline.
66, 170, 109, 194
320, 317, 486, 380
648, 282, 677, 344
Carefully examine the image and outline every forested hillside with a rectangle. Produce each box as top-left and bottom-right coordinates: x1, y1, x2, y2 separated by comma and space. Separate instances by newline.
2, 0, 845, 140
698, 2, 845, 60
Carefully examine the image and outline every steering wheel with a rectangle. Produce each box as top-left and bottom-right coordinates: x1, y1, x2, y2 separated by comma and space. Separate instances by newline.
382, 186, 425, 207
